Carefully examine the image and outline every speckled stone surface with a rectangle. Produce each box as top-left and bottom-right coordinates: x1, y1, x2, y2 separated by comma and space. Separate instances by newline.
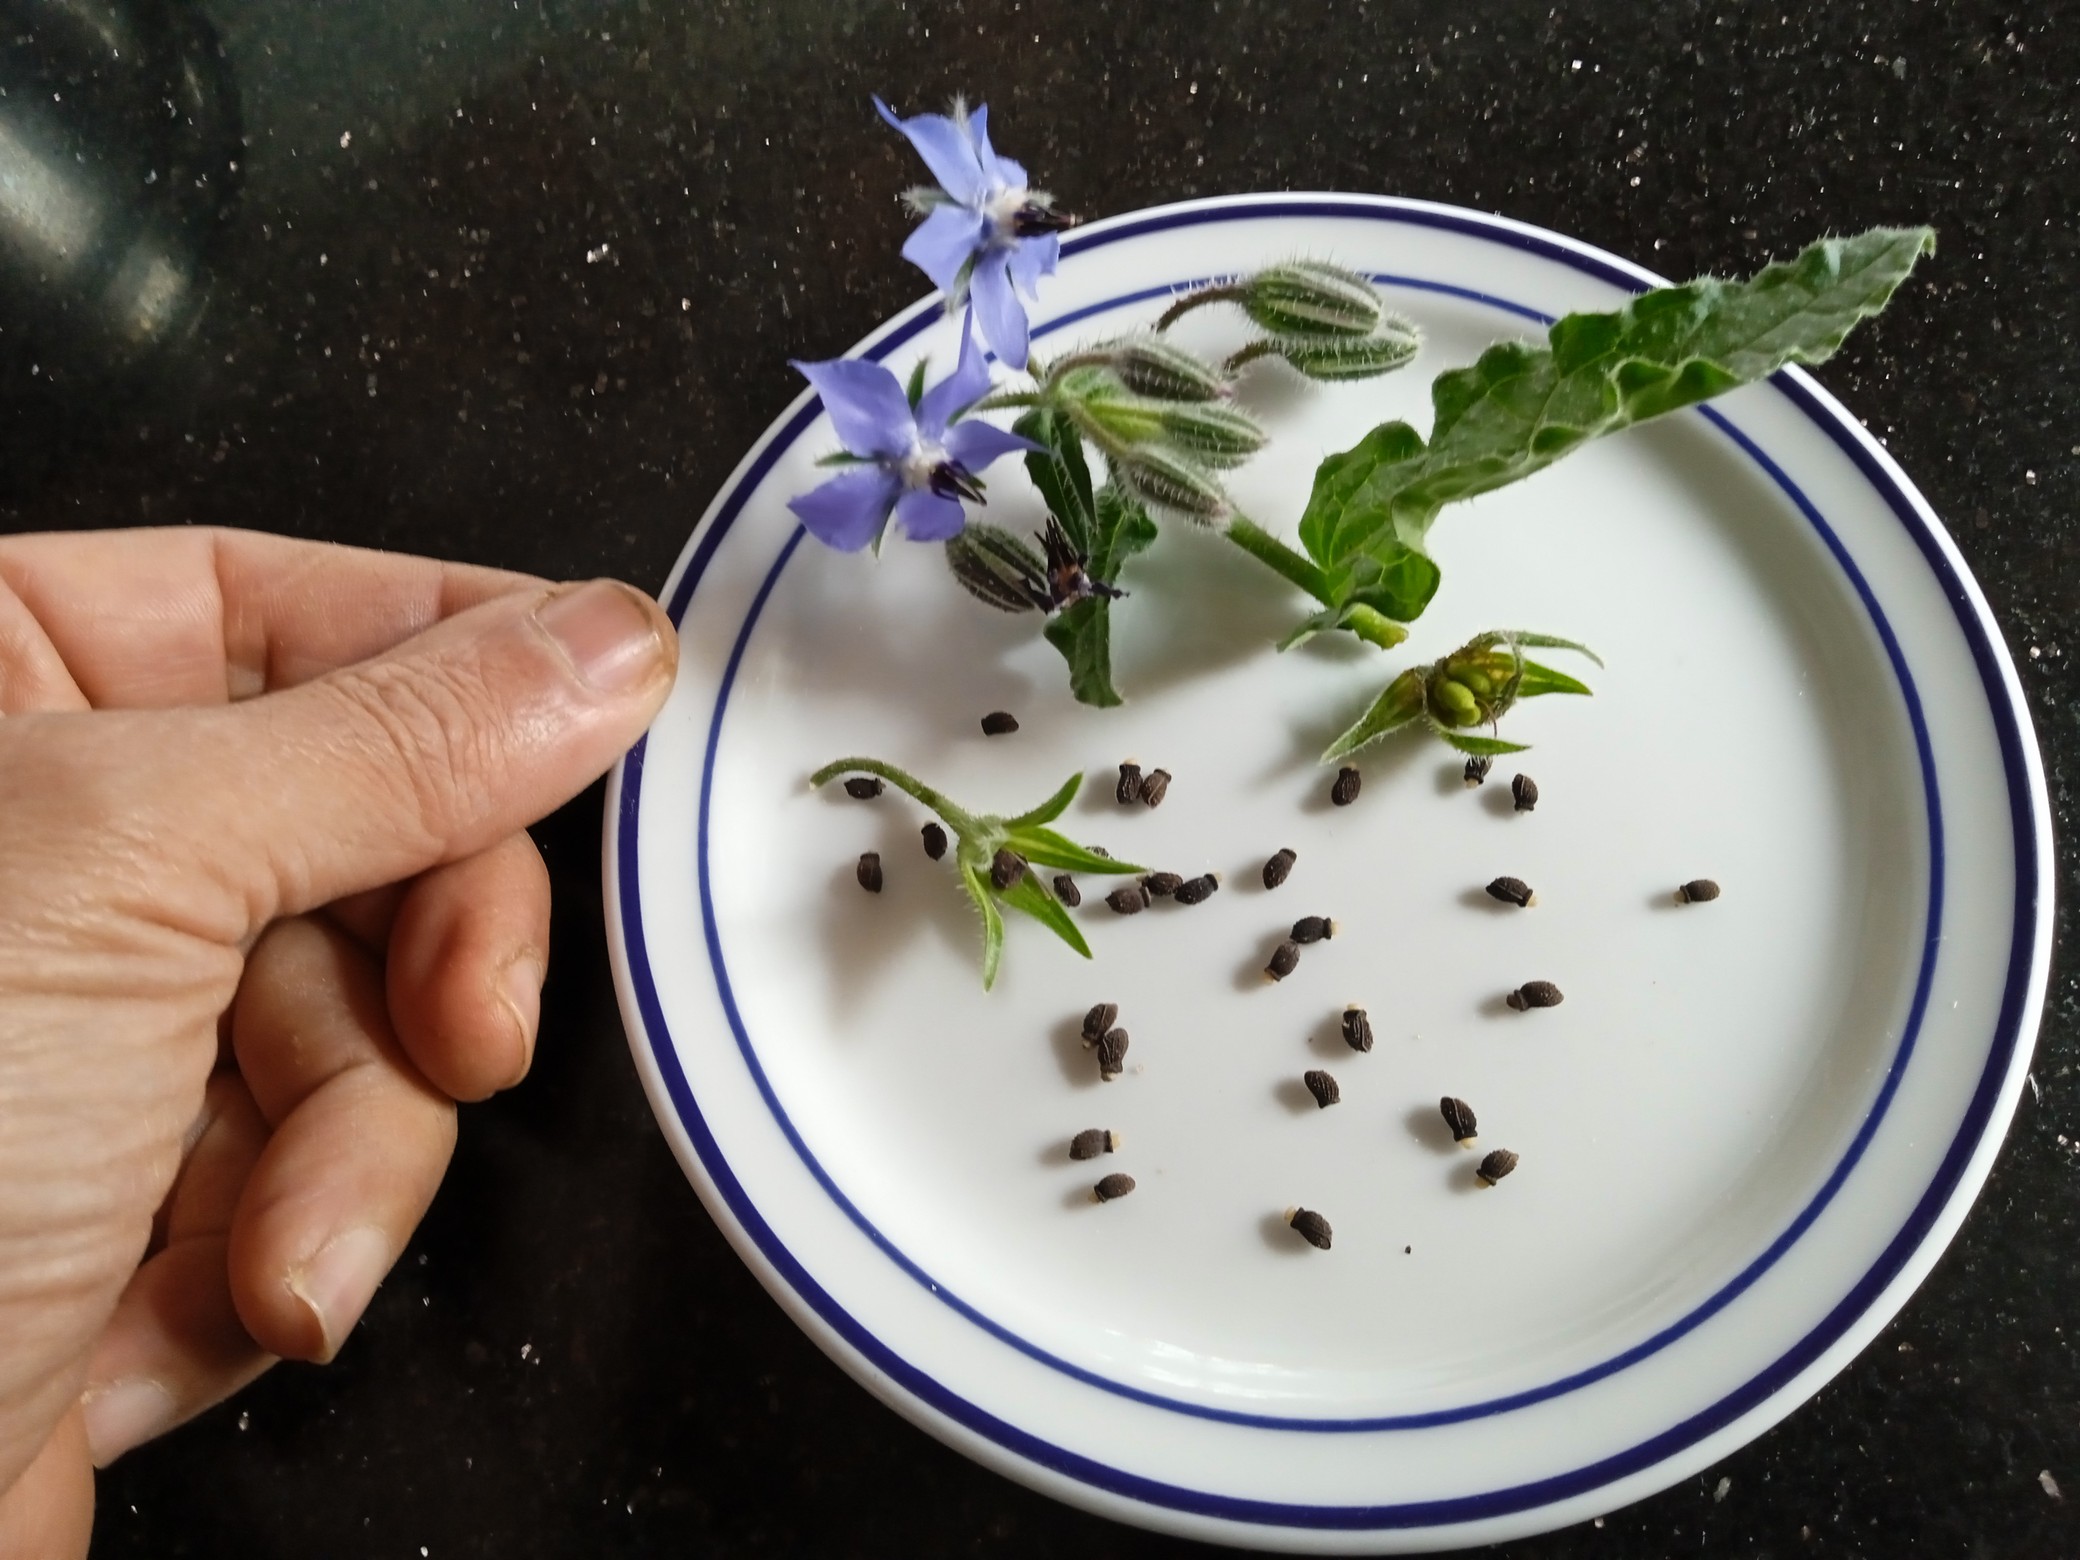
4, 0, 2072, 1555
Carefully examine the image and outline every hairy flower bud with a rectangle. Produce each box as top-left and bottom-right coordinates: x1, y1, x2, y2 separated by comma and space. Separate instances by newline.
1267, 323, 1420, 380
1097, 335, 1234, 401
1152, 401, 1269, 468
1111, 446, 1231, 525
944, 522, 1047, 613
1240, 261, 1384, 338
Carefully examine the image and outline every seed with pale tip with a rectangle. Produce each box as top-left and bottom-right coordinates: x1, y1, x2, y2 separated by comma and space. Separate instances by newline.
991, 848, 1027, 891
1144, 871, 1184, 897
1092, 1172, 1136, 1203
1676, 878, 1722, 905
1291, 915, 1337, 944
1302, 1069, 1340, 1108
1115, 762, 1144, 805
1505, 980, 1563, 1010
1069, 1128, 1122, 1160
1262, 847, 1297, 889
1054, 873, 1081, 906
843, 775, 884, 800
1511, 774, 1539, 812
1081, 1002, 1118, 1043
1341, 1005, 1373, 1053
1140, 768, 1173, 808
1439, 1096, 1478, 1147
1173, 872, 1220, 905
920, 822, 948, 859
1331, 766, 1362, 806
1265, 940, 1301, 982
980, 710, 1020, 736
1287, 1207, 1333, 1250
1106, 884, 1150, 915
1096, 1028, 1130, 1079
1485, 876, 1537, 908
1476, 1149, 1519, 1186
855, 852, 883, 893
1463, 754, 1492, 788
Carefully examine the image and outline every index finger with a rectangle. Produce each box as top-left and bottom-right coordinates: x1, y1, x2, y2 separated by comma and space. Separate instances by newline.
0, 527, 542, 709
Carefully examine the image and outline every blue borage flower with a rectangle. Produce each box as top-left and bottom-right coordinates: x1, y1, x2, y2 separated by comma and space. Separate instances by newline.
787, 315, 1036, 551
875, 95, 1070, 371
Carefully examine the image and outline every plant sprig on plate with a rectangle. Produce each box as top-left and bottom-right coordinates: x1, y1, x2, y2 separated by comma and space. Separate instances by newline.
811, 757, 1144, 989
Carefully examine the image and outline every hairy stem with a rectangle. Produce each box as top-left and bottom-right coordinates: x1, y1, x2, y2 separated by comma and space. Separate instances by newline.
1224, 513, 1337, 606
1155, 284, 1244, 332
809, 757, 980, 834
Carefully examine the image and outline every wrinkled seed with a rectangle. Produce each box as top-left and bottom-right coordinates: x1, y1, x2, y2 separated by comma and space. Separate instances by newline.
1511, 773, 1539, 812
1477, 1149, 1519, 1186
1303, 1069, 1340, 1108
1505, 980, 1563, 1010
1262, 847, 1297, 889
980, 710, 1020, 736
1069, 1128, 1121, 1160
1288, 1208, 1333, 1250
1291, 915, 1337, 943
920, 821, 948, 859
1140, 768, 1173, 808
1341, 1005, 1374, 1052
855, 852, 883, 893
1093, 1172, 1136, 1202
1054, 873, 1081, 906
1676, 878, 1722, 904
1331, 766, 1362, 806
1440, 1096, 1478, 1146
843, 775, 883, 800
1265, 941, 1302, 981
1485, 876, 1536, 908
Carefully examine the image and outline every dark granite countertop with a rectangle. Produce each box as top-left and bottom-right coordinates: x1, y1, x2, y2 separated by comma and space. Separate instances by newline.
4, 0, 2073, 1554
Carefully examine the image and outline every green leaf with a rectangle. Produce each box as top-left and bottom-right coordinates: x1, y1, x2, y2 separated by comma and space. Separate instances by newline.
959, 860, 1007, 990
1003, 825, 1144, 876
1001, 772, 1081, 830
1434, 729, 1531, 756
1341, 544, 1443, 624
1320, 668, 1427, 763
1302, 228, 1936, 572
998, 873, 1093, 960
904, 356, 928, 410
1016, 407, 1097, 554
1515, 658, 1594, 698
1041, 484, 1161, 707
1275, 600, 1413, 652
1498, 631, 1605, 667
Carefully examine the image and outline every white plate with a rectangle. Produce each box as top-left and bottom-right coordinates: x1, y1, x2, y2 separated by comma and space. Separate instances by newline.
603, 195, 2051, 1551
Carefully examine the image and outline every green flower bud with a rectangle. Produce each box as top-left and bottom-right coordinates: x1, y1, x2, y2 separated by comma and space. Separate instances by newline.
1241, 261, 1384, 338
944, 523, 1047, 613
1269, 323, 1420, 381
1111, 446, 1231, 525
1152, 401, 1269, 469
1097, 335, 1234, 401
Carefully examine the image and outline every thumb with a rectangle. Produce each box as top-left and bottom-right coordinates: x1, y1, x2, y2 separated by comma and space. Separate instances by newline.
171, 578, 677, 924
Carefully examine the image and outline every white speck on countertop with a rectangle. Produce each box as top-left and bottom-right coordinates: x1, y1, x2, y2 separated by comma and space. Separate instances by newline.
2041, 1469, 2062, 1499
1713, 1475, 1731, 1502
339, 131, 351, 149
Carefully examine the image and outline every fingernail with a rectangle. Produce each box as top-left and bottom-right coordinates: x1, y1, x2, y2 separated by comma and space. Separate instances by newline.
497, 949, 544, 1080
82, 1378, 177, 1467
535, 580, 666, 695
288, 1225, 392, 1361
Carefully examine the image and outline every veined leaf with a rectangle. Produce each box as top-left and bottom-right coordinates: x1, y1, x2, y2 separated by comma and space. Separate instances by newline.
1299, 228, 1935, 574
1003, 825, 1144, 876
1320, 668, 1427, 763
999, 873, 1093, 961
1515, 659, 1594, 699
1000, 772, 1081, 831
1042, 483, 1161, 707
959, 859, 1007, 991
1435, 730, 1530, 757
1016, 407, 1097, 554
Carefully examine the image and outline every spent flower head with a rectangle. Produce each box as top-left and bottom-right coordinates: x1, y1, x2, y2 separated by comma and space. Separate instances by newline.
876, 95, 1070, 371
788, 314, 1035, 551
1322, 630, 1601, 763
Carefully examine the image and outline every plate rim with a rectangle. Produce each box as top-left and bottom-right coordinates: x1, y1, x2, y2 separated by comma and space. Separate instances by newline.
604, 192, 2052, 1541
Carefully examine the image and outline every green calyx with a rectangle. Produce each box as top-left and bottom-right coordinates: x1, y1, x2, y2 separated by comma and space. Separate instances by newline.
1320, 631, 1602, 763
809, 757, 1145, 989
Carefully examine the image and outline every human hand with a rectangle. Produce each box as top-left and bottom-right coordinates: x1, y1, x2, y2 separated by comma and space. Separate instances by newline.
0, 529, 677, 1557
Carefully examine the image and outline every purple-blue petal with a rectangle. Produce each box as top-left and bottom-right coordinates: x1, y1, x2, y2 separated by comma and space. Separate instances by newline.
969, 250, 1030, 371
943, 419, 1040, 471
893, 485, 968, 542
901, 204, 989, 292
1007, 233, 1059, 297
788, 467, 902, 552
916, 314, 993, 436
873, 97, 987, 206
966, 105, 1032, 197
791, 357, 917, 460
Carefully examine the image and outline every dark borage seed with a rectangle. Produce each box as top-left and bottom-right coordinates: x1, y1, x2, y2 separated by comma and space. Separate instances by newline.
1511, 774, 1539, 812
1265, 940, 1301, 981
920, 822, 948, 859
1140, 768, 1173, 808
843, 775, 884, 800
1106, 884, 1150, 915
1675, 878, 1722, 904
1341, 1005, 1373, 1053
1096, 1028, 1130, 1079
980, 710, 1020, 736
1173, 873, 1219, 905
1262, 847, 1297, 889
1463, 754, 1492, 788
1288, 1207, 1333, 1250
1144, 871, 1184, 897
1116, 762, 1144, 805
1053, 873, 1082, 907
855, 852, 883, 893
1093, 1172, 1136, 1203
1476, 1149, 1519, 1186
1069, 1128, 1121, 1160
1505, 980, 1563, 1010
1291, 915, 1337, 944
1303, 1069, 1340, 1109
1439, 1096, 1478, 1147
1331, 766, 1362, 807
991, 848, 1028, 891
1485, 876, 1536, 908
1081, 1002, 1118, 1044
